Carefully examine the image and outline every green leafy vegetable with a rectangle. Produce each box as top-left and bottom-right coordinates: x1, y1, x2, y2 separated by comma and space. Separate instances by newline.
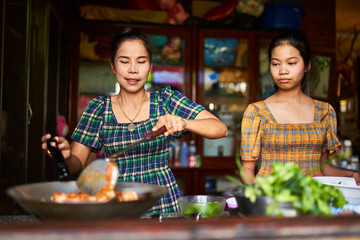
244, 163, 348, 216
183, 201, 222, 218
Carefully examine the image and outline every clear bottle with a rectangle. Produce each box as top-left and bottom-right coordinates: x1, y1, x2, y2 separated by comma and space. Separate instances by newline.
188, 140, 197, 167
179, 141, 189, 167
172, 139, 181, 167
168, 145, 174, 167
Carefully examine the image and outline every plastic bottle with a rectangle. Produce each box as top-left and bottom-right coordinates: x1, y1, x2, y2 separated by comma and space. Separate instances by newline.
351, 155, 359, 171
343, 140, 353, 166
179, 141, 189, 167
168, 145, 174, 167
172, 139, 181, 167
196, 154, 201, 167
188, 140, 197, 167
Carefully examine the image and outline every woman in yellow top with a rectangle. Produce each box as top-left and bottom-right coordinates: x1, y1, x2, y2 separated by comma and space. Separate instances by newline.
240, 32, 360, 185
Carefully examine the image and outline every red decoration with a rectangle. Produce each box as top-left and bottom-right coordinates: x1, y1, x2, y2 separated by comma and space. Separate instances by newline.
93, 34, 113, 59
203, 0, 237, 21
127, 0, 161, 11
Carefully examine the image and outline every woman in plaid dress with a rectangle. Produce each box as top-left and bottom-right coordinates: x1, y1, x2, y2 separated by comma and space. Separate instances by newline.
42, 28, 228, 213
240, 32, 360, 185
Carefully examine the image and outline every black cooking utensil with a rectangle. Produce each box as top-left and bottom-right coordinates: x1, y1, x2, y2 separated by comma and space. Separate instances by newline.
46, 138, 72, 181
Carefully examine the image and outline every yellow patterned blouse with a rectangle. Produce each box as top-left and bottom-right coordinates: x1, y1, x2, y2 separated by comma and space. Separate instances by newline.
240, 100, 341, 177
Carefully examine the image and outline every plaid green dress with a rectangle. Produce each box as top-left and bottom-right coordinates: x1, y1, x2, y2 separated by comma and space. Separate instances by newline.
72, 86, 205, 213
240, 100, 341, 177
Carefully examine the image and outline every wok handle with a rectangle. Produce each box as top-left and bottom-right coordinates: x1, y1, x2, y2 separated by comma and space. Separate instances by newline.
46, 138, 72, 181
144, 126, 167, 141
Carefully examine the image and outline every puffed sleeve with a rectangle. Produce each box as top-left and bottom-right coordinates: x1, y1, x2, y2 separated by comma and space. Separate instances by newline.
240, 104, 262, 161
71, 96, 105, 152
160, 85, 205, 119
323, 103, 341, 155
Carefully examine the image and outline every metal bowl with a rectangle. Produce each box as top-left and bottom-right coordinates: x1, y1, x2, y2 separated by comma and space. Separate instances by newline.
7, 181, 168, 221
225, 186, 297, 217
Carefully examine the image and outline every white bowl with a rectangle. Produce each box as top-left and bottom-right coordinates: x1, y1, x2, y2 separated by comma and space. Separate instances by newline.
354, 205, 360, 215
313, 176, 360, 204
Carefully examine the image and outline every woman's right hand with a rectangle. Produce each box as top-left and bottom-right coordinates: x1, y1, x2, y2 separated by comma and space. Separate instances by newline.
352, 171, 360, 186
41, 133, 71, 160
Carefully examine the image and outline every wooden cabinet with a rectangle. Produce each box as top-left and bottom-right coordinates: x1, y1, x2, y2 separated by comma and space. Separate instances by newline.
0, 0, 71, 214
172, 167, 238, 196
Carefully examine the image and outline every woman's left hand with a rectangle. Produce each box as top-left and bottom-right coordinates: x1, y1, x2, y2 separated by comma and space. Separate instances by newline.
152, 114, 186, 136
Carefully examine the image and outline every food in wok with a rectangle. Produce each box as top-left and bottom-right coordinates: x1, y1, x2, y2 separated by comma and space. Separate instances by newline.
49, 161, 122, 204
50, 189, 138, 203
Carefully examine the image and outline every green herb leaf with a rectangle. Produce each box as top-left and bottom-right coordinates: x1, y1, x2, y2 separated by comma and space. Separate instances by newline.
241, 163, 348, 216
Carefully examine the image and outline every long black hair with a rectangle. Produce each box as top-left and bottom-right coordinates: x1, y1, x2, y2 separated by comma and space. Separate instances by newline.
110, 27, 153, 65
268, 32, 311, 92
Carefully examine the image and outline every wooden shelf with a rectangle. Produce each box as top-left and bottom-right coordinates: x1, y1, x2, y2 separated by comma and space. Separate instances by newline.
171, 166, 238, 195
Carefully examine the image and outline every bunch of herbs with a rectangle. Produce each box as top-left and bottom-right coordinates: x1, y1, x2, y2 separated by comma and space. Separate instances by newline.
226, 151, 347, 216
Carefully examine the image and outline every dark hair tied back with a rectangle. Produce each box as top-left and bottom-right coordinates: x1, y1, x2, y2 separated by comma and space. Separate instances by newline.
110, 27, 153, 65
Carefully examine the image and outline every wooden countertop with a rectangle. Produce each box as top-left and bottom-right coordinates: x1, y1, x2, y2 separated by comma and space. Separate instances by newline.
1, 215, 360, 239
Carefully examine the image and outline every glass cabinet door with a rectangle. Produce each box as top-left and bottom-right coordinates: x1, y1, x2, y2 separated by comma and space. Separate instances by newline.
199, 32, 250, 158
146, 34, 187, 93
259, 39, 276, 99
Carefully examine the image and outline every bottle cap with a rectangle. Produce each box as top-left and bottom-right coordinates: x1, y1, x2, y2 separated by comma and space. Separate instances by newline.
344, 140, 352, 147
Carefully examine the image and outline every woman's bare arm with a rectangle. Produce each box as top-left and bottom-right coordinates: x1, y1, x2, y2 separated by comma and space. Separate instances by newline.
240, 160, 256, 185
153, 110, 228, 139
320, 151, 360, 185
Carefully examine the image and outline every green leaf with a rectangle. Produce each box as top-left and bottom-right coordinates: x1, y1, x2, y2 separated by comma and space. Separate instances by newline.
227, 160, 348, 217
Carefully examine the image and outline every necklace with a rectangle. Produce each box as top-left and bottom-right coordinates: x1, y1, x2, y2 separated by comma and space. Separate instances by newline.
118, 91, 147, 132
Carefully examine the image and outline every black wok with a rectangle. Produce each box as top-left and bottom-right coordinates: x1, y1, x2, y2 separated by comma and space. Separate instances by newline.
7, 181, 168, 221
